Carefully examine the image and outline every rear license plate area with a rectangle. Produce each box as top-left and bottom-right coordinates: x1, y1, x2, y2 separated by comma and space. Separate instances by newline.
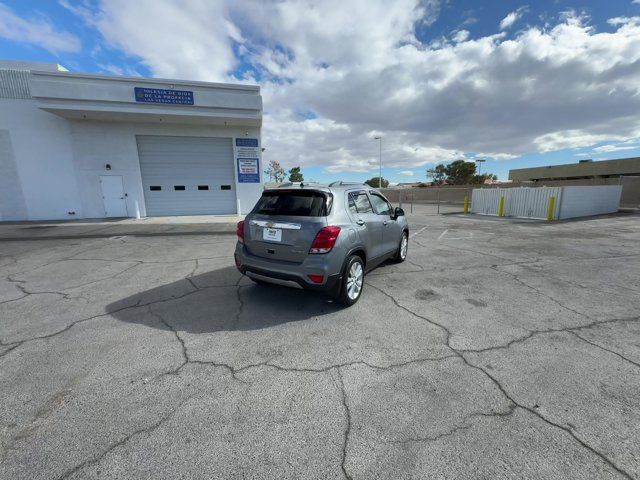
263, 228, 282, 242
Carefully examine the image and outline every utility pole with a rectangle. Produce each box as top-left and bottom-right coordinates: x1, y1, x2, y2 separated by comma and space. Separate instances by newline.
374, 136, 382, 188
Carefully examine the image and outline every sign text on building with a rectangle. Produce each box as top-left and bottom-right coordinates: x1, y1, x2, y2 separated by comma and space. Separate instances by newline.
134, 87, 194, 105
236, 138, 261, 183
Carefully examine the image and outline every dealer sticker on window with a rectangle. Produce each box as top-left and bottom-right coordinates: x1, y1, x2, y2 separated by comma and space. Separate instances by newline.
263, 228, 282, 242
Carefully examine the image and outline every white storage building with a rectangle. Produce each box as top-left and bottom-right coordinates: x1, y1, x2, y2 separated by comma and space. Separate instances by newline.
471, 185, 623, 220
0, 60, 263, 221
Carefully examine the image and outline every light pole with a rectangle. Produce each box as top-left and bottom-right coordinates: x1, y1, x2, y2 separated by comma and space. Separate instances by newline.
374, 136, 382, 188
475, 158, 486, 176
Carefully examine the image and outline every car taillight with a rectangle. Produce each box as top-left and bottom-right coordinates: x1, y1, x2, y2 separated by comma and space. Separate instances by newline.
236, 220, 245, 242
307, 274, 324, 283
309, 226, 341, 254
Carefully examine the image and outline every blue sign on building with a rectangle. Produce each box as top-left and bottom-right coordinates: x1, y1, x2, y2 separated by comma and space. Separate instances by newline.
237, 158, 260, 183
235, 138, 261, 183
134, 87, 194, 105
235, 138, 259, 147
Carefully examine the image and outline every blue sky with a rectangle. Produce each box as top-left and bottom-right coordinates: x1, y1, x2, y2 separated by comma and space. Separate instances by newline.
2, 0, 640, 184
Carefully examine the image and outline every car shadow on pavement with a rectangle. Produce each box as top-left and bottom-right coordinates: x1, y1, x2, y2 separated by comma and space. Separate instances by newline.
106, 266, 343, 334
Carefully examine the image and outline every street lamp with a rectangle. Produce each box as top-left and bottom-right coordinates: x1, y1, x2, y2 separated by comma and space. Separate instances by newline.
475, 158, 486, 176
373, 136, 382, 188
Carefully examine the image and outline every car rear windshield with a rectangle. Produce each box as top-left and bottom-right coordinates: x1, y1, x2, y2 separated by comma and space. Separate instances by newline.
254, 190, 332, 216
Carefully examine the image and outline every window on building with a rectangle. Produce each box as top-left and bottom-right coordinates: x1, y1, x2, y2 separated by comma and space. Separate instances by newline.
221, 185, 231, 190
174, 185, 186, 191
149, 186, 161, 191
198, 185, 209, 190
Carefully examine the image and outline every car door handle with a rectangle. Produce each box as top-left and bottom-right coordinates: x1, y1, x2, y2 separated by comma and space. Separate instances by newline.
356, 219, 365, 226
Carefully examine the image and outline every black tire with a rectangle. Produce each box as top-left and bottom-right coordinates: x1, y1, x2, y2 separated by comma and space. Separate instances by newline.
337, 255, 365, 307
394, 231, 408, 263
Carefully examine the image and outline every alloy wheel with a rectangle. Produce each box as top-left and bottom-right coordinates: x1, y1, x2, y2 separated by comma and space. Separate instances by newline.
346, 261, 363, 300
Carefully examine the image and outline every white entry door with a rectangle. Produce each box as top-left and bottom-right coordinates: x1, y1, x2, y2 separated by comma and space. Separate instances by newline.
100, 175, 128, 217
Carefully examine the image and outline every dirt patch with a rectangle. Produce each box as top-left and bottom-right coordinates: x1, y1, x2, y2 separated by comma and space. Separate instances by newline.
414, 289, 440, 301
465, 298, 487, 307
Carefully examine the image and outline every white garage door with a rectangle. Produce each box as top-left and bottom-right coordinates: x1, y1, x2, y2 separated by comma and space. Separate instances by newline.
137, 135, 236, 216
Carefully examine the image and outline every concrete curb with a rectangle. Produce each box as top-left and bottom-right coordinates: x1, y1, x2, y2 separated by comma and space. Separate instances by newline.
0, 223, 237, 241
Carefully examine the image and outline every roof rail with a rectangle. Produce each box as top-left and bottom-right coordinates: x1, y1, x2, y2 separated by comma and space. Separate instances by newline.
328, 181, 365, 187
276, 181, 322, 188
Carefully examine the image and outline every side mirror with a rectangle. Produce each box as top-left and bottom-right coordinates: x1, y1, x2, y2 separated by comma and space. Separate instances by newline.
394, 207, 405, 218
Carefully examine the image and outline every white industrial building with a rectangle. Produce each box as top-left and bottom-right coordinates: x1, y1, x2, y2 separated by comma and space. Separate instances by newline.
0, 60, 263, 221
471, 185, 623, 220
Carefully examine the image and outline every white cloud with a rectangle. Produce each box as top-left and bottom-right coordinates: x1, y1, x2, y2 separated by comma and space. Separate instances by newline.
0, 3, 80, 53
61, 0, 240, 81
399, 170, 414, 176
97, 63, 143, 77
607, 16, 640, 26
67, 2, 640, 174
452, 29, 470, 43
592, 143, 639, 153
500, 7, 527, 30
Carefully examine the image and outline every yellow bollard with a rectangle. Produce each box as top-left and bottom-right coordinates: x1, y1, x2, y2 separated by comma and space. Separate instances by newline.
498, 196, 505, 217
463, 196, 469, 214
547, 196, 555, 222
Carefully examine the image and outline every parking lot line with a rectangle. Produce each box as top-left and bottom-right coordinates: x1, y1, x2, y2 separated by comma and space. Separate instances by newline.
410, 226, 428, 238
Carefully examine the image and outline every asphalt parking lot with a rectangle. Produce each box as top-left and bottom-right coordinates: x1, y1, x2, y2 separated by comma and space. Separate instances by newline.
1, 212, 639, 479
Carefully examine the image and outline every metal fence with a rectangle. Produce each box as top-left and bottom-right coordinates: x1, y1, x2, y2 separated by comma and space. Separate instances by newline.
380, 176, 640, 215
380, 187, 473, 215
471, 187, 563, 219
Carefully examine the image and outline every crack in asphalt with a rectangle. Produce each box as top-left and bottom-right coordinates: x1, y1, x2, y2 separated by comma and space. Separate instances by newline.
383, 403, 518, 445
569, 330, 640, 370
56, 394, 195, 480
0, 278, 209, 353
510, 261, 628, 292
489, 265, 592, 320
159, 350, 457, 385
189, 259, 198, 278
235, 355, 457, 376
336, 368, 353, 480
2, 243, 229, 290
0, 342, 21, 358
3, 232, 639, 478
6, 261, 141, 295
404, 258, 424, 271
232, 284, 246, 331
366, 282, 635, 480
386, 423, 472, 445
460, 316, 640, 355
0, 301, 143, 352
4, 277, 81, 302
147, 306, 189, 374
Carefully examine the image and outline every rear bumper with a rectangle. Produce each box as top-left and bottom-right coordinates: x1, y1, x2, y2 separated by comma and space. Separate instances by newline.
234, 243, 342, 296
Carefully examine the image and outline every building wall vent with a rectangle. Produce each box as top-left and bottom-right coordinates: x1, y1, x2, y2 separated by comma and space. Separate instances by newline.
0, 69, 31, 99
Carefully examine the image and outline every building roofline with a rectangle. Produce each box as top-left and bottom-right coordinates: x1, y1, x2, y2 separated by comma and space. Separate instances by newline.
30, 70, 260, 92
509, 156, 640, 174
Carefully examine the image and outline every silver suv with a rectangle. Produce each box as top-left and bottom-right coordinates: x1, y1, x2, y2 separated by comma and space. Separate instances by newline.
234, 182, 409, 306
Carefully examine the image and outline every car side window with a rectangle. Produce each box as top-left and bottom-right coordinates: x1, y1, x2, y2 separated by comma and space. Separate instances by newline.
349, 191, 373, 214
347, 194, 358, 215
369, 193, 392, 216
